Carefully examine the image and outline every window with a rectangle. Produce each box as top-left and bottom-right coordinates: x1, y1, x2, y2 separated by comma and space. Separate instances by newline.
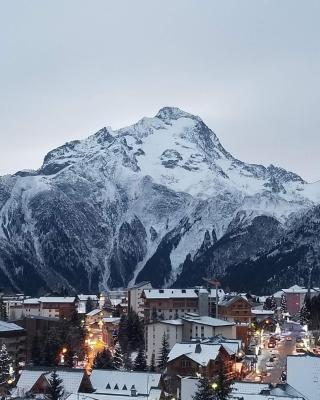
181, 359, 191, 368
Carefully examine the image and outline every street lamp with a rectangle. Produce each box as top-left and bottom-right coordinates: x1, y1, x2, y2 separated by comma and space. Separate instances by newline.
212, 382, 218, 390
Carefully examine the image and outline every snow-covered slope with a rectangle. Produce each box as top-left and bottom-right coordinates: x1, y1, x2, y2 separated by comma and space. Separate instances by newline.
0, 107, 319, 294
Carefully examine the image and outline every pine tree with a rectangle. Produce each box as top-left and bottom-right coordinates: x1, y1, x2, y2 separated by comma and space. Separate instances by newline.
113, 342, 124, 370
213, 361, 232, 400
149, 352, 156, 372
0, 344, 12, 385
45, 370, 64, 400
42, 327, 62, 366
263, 297, 272, 310
157, 332, 169, 371
270, 295, 277, 312
193, 375, 214, 400
94, 348, 114, 369
280, 294, 287, 314
300, 296, 311, 326
134, 348, 147, 371
117, 315, 129, 353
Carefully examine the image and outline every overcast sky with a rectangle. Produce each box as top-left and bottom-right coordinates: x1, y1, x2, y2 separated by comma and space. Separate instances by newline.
0, 0, 319, 182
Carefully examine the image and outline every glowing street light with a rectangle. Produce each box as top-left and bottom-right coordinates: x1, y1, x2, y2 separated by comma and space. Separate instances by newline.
212, 382, 218, 390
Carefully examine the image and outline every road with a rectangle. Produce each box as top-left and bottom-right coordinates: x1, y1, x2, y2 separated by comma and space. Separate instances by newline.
258, 334, 296, 384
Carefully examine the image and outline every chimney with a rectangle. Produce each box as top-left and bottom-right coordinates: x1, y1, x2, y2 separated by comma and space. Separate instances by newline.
131, 385, 137, 397
195, 343, 202, 353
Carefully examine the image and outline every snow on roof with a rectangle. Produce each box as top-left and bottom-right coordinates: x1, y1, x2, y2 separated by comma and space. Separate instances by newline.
67, 391, 161, 400
287, 354, 320, 400
15, 369, 45, 395
168, 343, 222, 365
46, 370, 85, 394
143, 288, 199, 299
232, 382, 270, 394
39, 296, 76, 303
182, 315, 235, 327
86, 308, 102, 317
0, 320, 24, 332
251, 309, 275, 315
218, 295, 250, 307
23, 298, 40, 305
90, 370, 161, 395
16, 369, 86, 395
160, 319, 184, 326
181, 377, 198, 400
78, 294, 99, 301
273, 290, 284, 298
102, 317, 121, 324
282, 285, 319, 294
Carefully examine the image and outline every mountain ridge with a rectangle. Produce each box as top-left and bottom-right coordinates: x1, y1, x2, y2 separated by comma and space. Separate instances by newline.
0, 107, 319, 294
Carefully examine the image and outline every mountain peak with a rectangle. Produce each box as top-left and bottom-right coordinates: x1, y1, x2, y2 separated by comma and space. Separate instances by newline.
155, 106, 201, 122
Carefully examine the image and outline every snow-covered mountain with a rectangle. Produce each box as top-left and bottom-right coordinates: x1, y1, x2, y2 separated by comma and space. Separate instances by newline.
1, 107, 320, 294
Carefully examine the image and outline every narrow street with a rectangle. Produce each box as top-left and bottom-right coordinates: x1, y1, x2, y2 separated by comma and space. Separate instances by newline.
256, 333, 297, 384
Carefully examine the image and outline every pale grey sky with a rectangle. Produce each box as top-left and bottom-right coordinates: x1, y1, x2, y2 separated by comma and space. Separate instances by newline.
0, 0, 319, 181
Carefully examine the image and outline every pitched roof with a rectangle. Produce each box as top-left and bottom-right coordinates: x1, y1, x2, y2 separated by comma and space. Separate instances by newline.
15, 368, 86, 395
90, 370, 161, 395
0, 320, 25, 333
168, 343, 222, 366
86, 308, 102, 317
218, 295, 250, 307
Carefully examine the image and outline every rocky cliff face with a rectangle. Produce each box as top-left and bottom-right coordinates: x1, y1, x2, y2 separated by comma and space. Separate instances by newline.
0, 107, 319, 294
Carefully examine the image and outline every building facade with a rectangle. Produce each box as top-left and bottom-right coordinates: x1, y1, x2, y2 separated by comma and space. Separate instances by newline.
128, 281, 152, 317
0, 321, 26, 364
218, 296, 252, 323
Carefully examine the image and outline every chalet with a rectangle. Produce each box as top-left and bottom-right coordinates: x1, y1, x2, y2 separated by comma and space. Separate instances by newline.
13, 368, 92, 398
218, 296, 252, 323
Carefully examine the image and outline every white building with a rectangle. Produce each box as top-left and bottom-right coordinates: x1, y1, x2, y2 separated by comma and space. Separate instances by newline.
145, 313, 236, 364
90, 370, 163, 400
287, 354, 320, 400
182, 314, 236, 340
128, 281, 152, 317
145, 319, 183, 364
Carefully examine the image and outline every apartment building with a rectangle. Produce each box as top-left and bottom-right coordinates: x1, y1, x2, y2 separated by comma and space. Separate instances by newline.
128, 281, 152, 317
0, 321, 26, 363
